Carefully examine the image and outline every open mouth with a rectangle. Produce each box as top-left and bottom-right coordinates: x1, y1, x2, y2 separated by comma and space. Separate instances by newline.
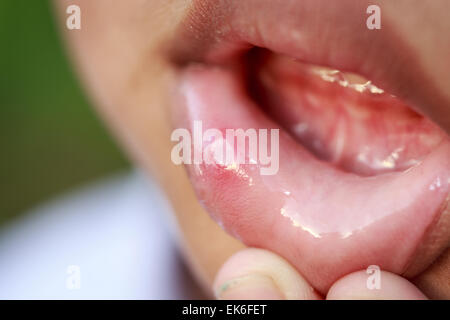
169, 0, 450, 293
247, 49, 447, 177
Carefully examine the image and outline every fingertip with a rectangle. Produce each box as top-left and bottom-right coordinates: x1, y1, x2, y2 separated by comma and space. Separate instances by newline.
213, 248, 321, 300
327, 270, 428, 300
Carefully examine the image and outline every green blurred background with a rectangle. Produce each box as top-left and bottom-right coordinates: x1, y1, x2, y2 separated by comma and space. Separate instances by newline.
0, 1, 129, 225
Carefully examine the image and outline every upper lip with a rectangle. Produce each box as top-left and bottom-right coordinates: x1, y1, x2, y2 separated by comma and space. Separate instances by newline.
170, 0, 450, 135
169, 0, 450, 293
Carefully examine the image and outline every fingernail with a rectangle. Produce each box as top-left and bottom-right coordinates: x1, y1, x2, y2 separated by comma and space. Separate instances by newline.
216, 274, 285, 300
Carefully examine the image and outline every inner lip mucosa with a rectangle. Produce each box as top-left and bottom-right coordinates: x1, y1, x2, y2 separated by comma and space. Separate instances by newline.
245, 48, 448, 176
174, 46, 450, 293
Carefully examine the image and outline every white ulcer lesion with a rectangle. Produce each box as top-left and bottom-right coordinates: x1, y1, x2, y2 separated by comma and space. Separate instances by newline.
312, 68, 385, 95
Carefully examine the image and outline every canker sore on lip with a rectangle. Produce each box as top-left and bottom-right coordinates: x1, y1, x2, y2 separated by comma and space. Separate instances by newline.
173, 61, 450, 293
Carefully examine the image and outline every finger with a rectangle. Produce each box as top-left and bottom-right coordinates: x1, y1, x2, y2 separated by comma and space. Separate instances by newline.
327, 270, 428, 300
213, 248, 322, 300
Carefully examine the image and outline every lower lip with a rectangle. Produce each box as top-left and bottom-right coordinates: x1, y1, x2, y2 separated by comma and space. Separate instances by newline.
172, 64, 450, 293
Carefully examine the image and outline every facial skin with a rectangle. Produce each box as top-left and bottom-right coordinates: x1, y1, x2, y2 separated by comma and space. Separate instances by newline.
55, 0, 450, 298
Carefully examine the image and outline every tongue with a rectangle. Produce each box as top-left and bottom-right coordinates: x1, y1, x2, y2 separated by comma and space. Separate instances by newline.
174, 65, 450, 293
248, 53, 447, 176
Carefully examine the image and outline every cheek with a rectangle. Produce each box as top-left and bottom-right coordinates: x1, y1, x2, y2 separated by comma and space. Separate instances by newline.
59, 0, 247, 294
63, 0, 182, 99
63, 0, 181, 145
413, 248, 450, 300
382, 2, 450, 132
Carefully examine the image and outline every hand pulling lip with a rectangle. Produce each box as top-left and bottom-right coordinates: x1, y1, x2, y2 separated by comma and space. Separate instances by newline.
168, 0, 450, 135
167, 0, 450, 293
171, 65, 450, 293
